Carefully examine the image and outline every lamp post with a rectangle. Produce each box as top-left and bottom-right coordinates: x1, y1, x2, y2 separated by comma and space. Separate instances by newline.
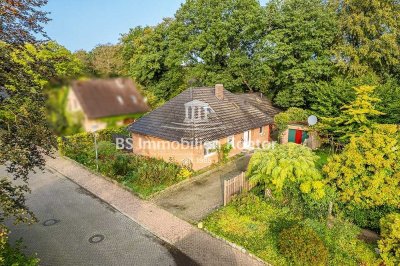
91, 125, 99, 172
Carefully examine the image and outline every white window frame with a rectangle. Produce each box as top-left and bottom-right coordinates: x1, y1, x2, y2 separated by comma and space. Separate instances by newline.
204, 140, 218, 157
259, 126, 264, 135
243, 130, 251, 148
227, 135, 234, 148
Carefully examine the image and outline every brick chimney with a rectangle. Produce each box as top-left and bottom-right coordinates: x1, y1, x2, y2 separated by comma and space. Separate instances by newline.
215, 84, 224, 100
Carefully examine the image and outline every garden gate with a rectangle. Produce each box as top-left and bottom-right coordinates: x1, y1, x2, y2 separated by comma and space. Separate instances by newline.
223, 172, 255, 206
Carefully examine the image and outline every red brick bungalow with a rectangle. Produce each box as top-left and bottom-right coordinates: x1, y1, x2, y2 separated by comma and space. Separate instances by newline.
128, 85, 280, 170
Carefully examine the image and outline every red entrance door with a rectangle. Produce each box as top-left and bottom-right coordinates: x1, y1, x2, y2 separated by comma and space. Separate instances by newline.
295, 130, 303, 144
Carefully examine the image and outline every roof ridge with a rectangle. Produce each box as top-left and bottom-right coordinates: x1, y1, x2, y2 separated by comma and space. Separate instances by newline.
129, 86, 277, 143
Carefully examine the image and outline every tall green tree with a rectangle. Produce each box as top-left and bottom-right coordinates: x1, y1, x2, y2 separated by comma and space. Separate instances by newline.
1, 0, 52, 259
333, 0, 400, 77
120, 26, 149, 72
89, 43, 125, 77
12, 41, 84, 86
168, 0, 268, 94
8, 41, 84, 136
0, 0, 49, 44
74, 44, 125, 78
0, 5, 55, 264
122, 0, 269, 100
309, 73, 382, 117
121, 19, 185, 99
262, 0, 338, 108
74, 49, 95, 76
319, 85, 384, 144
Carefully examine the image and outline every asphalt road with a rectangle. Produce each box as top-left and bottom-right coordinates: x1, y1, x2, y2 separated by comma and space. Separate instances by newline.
2, 166, 198, 266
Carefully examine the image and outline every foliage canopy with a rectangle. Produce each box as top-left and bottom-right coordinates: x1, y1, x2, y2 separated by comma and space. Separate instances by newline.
323, 124, 400, 209
247, 144, 326, 201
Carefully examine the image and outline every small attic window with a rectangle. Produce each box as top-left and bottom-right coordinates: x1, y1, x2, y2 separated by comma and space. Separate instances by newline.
131, 95, 137, 104
205, 107, 214, 114
117, 96, 124, 105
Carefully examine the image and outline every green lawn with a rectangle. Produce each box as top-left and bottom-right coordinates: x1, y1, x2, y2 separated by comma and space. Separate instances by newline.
203, 193, 380, 266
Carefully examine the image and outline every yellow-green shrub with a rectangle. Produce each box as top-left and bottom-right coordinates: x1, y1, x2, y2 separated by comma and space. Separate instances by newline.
247, 144, 326, 201
278, 224, 329, 266
379, 213, 400, 266
324, 125, 400, 209
177, 168, 192, 180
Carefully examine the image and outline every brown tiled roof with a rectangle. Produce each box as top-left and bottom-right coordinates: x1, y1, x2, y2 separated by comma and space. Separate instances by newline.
237, 92, 281, 118
71, 78, 150, 119
129, 87, 279, 144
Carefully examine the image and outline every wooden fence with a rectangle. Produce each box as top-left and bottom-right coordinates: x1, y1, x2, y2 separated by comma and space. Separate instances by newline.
223, 172, 255, 206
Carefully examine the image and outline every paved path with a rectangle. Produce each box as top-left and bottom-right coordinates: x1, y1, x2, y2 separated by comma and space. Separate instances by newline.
152, 155, 251, 223
2, 166, 195, 266
44, 155, 264, 266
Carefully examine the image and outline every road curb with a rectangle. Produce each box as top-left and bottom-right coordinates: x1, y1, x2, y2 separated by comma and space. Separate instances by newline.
46, 154, 265, 266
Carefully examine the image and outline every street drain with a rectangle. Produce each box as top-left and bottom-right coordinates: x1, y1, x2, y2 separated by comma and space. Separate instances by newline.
89, 234, 105, 244
42, 219, 60, 226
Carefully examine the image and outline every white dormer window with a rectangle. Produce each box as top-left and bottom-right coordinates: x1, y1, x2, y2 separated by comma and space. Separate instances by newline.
184, 100, 211, 123
131, 95, 137, 104
117, 96, 124, 105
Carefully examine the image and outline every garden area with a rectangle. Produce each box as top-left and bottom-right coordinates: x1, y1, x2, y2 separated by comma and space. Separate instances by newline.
203, 86, 400, 266
204, 193, 379, 265
57, 127, 192, 198
204, 141, 399, 265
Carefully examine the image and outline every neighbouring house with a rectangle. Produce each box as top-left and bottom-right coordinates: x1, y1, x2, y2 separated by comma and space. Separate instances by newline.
67, 78, 150, 132
281, 122, 321, 150
128, 84, 280, 170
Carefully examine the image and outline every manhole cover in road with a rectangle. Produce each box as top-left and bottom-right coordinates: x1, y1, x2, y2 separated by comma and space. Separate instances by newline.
89, 234, 105, 244
42, 219, 60, 226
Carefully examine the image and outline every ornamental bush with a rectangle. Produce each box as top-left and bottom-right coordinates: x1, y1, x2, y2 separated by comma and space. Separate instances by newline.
323, 124, 400, 209
379, 213, 400, 266
278, 224, 329, 266
247, 143, 326, 202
